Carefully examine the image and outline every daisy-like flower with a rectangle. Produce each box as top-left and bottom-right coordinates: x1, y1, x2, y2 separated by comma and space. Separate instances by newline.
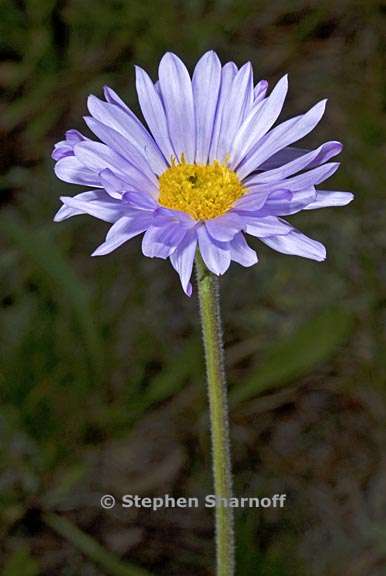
53, 51, 353, 296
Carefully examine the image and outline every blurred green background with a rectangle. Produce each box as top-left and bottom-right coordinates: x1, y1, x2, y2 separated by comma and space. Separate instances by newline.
0, 0, 385, 574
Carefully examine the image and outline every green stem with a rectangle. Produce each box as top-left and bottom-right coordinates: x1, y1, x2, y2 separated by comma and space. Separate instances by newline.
195, 253, 235, 576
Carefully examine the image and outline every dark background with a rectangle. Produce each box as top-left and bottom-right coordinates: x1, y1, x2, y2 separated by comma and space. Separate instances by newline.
0, 1, 385, 575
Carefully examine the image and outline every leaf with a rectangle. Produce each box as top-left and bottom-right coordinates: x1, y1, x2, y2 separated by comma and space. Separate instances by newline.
235, 512, 293, 575
43, 463, 89, 507
235, 513, 262, 575
143, 338, 201, 405
231, 307, 354, 404
120, 337, 202, 426
43, 513, 152, 576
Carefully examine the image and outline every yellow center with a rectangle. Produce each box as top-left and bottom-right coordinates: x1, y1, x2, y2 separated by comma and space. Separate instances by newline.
158, 159, 246, 220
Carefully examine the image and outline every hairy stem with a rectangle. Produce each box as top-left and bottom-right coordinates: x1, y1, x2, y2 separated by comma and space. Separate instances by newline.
195, 253, 234, 576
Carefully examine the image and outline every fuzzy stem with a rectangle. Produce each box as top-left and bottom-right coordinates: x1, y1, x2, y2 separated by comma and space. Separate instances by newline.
195, 253, 234, 576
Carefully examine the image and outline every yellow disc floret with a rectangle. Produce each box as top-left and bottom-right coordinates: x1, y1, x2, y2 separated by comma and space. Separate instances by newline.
158, 158, 246, 220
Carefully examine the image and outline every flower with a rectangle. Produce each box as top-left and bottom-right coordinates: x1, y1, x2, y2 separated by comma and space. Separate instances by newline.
53, 51, 353, 296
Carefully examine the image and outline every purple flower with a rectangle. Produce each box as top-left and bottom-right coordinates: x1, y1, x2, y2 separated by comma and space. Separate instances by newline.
53, 51, 353, 296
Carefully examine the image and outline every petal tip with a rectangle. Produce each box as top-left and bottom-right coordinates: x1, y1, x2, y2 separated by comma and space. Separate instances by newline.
160, 51, 180, 65
87, 94, 101, 115
184, 282, 193, 297
334, 141, 344, 153
82, 115, 93, 128
318, 247, 327, 261
53, 210, 64, 223
205, 49, 221, 63
251, 253, 259, 265
91, 245, 106, 257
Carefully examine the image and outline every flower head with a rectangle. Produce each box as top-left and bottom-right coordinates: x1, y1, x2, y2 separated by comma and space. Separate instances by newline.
53, 51, 353, 296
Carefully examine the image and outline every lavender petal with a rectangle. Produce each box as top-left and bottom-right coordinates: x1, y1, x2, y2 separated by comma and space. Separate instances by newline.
58, 190, 123, 223
230, 233, 258, 266
135, 66, 176, 162
170, 228, 197, 296
261, 230, 326, 261
205, 212, 244, 241
92, 213, 154, 256
246, 141, 343, 184
244, 215, 293, 238
304, 190, 354, 210
254, 80, 268, 103
197, 225, 231, 275
216, 62, 254, 161
193, 51, 222, 164
158, 52, 196, 162
83, 117, 158, 191
208, 62, 238, 162
142, 220, 188, 259
87, 95, 167, 175
231, 74, 288, 168
237, 99, 327, 179
55, 156, 102, 187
